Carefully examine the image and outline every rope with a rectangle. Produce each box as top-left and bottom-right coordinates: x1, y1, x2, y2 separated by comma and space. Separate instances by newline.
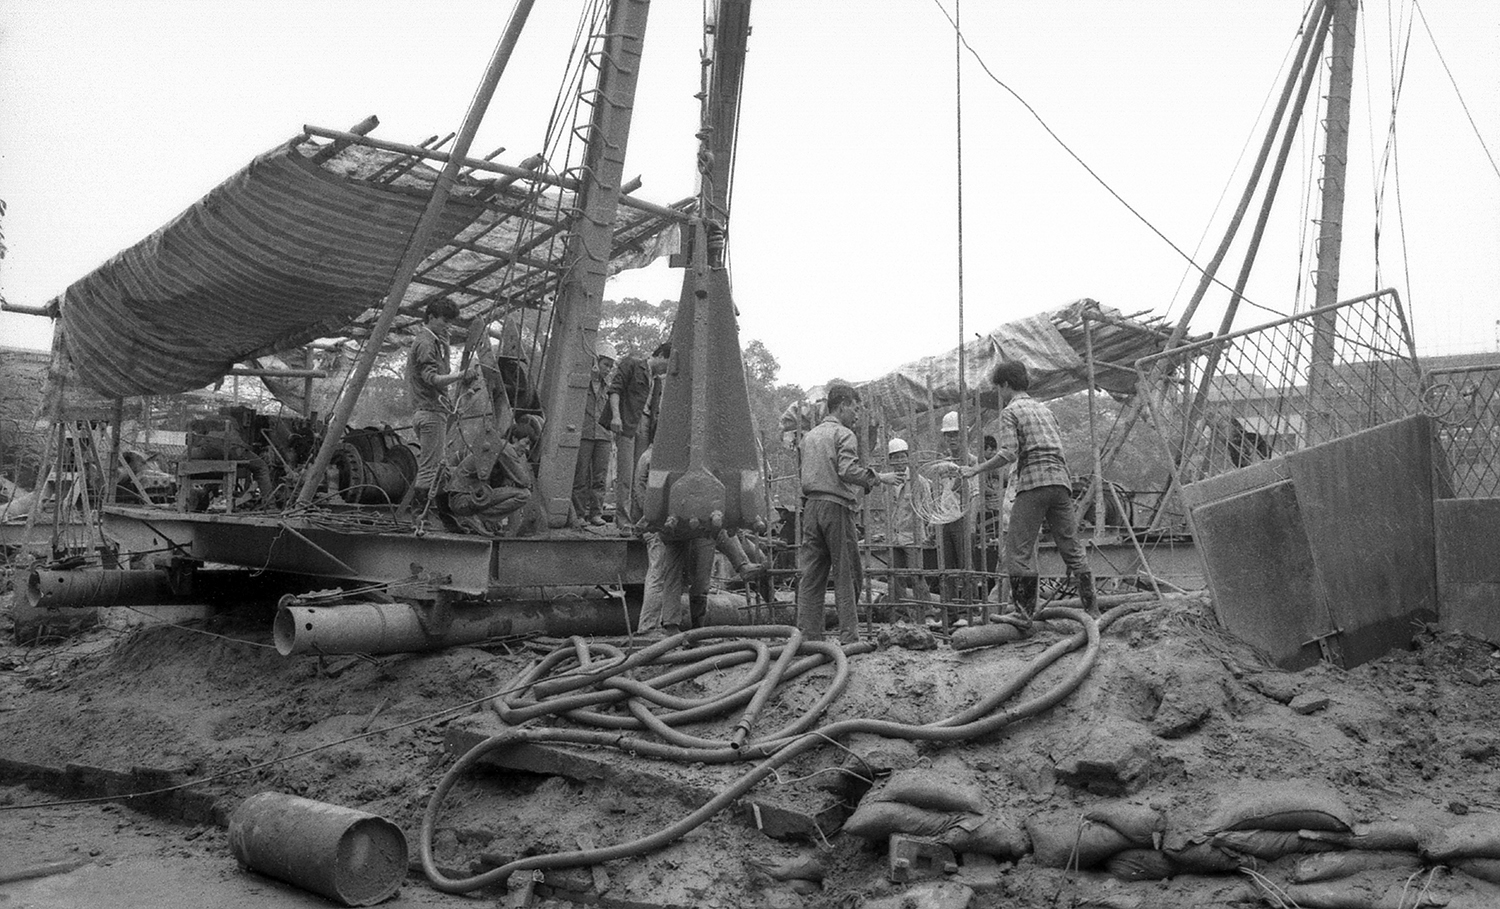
927, 0, 1283, 319
908, 458, 971, 525
1413, 0, 1500, 182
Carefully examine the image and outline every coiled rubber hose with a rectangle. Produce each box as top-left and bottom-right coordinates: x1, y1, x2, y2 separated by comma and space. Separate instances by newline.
422, 603, 1137, 892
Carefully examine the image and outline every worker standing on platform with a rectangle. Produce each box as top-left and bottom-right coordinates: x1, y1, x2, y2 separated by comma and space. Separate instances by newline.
604, 341, 671, 534
572, 339, 616, 527
796, 384, 899, 644
962, 360, 1095, 626
402, 299, 475, 526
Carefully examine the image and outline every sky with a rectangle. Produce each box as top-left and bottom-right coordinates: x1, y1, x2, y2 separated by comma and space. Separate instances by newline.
1, 0, 1497, 390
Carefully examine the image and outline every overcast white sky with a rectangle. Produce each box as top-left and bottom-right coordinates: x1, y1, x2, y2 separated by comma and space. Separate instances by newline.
2, 1, 1497, 389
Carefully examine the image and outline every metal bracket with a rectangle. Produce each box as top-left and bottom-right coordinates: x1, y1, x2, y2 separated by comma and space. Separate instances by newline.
1303, 627, 1345, 667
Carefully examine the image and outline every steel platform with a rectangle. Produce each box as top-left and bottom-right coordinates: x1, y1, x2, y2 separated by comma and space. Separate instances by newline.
102, 505, 647, 596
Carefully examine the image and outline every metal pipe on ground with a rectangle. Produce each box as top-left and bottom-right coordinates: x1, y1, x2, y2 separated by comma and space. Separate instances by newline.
11, 569, 173, 640
228, 791, 407, 907
27, 569, 172, 611
273, 593, 746, 656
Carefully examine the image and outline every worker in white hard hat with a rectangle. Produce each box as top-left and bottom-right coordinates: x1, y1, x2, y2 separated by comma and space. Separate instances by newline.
932, 409, 980, 603
880, 437, 932, 616
571, 337, 618, 527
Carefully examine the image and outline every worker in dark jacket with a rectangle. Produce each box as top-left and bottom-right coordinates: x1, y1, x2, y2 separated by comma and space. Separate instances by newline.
604, 341, 671, 533
796, 383, 898, 644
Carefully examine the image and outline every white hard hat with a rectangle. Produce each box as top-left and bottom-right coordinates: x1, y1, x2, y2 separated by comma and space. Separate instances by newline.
887, 438, 909, 455
940, 411, 960, 433
595, 340, 618, 361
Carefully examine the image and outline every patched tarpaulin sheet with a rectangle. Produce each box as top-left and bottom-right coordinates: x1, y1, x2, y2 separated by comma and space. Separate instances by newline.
48, 137, 684, 400
52, 144, 484, 397
859, 299, 1167, 420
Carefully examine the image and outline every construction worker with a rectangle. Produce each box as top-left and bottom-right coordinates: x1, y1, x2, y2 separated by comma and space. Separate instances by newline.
402, 299, 477, 525
571, 338, 616, 527
962, 360, 1094, 628
882, 437, 932, 616
796, 384, 899, 644
934, 410, 978, 602
604, 341, 671, 533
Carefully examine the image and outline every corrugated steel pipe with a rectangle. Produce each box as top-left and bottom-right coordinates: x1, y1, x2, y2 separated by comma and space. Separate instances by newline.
27, 569, 172, 611
274, 594, 746, 656
228, 792, 407, 907
421, 604, 1146, 893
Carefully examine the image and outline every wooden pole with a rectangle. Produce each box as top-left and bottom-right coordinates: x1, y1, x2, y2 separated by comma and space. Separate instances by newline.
301, 126, 688, 226
296, 1, 537, 506
1094, 0, 1332, 476
106, 398, 124, 506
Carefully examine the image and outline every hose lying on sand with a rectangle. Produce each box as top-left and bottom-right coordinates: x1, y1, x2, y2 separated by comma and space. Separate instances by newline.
422, 603, 1142, 893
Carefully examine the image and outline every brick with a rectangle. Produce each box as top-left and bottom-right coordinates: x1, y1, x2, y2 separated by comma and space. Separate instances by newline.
1289, 691, 1331, 714
887, 834, 956, 883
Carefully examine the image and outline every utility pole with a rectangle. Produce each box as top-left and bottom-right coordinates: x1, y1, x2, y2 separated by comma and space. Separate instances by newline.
1308, 0, 1358, 441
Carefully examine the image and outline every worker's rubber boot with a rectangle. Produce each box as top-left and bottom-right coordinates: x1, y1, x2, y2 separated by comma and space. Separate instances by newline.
1005, 574, 1038, 636
1076, 571, 1099, 617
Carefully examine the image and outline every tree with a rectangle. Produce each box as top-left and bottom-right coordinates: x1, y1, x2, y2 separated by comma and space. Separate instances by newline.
599, 297, 675, 356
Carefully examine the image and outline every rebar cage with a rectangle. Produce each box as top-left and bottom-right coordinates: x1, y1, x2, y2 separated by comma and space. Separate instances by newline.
1135, 289, 1426, 486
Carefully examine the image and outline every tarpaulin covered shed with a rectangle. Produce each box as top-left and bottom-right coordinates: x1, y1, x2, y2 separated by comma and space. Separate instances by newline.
46, 132, 687, 400
858, 298, 1179, 422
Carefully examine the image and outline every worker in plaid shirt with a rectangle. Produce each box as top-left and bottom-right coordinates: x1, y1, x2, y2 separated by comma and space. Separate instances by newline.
962, 360, 1095, 628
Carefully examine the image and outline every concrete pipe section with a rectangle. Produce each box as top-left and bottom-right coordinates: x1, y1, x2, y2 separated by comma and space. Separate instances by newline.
229, 791, 407, 906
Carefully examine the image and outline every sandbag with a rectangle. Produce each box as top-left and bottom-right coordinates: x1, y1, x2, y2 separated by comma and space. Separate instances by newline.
1301, 821, 1423, 853
1213, 829, 1338, 861
1106, 848, 1174, 882
1451, 856, 1500, 885
1164, 840, 1247, 874
1203, 780, 1354, 833
1026, 813, 1133, 869
1280, 879, 1447, 909
1421, 812, 1500, 862
1293, 851, 1423, 884
842, 801, 964, 840
942, 814, 1029, 860
874, 767, 986, 815
1085, 802, 1165, 848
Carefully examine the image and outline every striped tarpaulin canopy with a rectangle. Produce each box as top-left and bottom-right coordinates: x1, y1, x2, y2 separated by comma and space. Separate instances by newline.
49, 136, 684, 398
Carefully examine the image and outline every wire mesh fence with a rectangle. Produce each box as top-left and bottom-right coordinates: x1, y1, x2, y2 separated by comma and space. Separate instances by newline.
1135, 290, 1425, 486
1426, 364, 1500, 498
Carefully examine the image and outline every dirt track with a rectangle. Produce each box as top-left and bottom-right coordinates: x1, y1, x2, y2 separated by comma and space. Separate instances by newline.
4, 594, 1500, 908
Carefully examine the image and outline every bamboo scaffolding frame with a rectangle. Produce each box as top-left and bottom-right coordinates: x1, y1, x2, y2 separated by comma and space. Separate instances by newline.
301, 125, 691, 225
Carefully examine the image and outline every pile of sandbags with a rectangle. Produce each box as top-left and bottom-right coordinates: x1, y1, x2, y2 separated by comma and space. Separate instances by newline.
840, 771, 1500, 901
840, 766, 1028, 861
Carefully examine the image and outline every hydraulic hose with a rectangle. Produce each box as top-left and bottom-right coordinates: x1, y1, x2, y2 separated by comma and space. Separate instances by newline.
423, 604, 1142, 892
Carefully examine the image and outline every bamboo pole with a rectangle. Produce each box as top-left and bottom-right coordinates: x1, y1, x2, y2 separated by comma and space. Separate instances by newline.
301, 126, 689, 225
296, 1, 537, 507
1094, 0, 1332, 479
106, 399, 124, 507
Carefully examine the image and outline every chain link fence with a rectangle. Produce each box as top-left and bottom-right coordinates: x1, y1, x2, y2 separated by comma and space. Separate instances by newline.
1135, 290, 1426, 486
1426, 364, 1500, 498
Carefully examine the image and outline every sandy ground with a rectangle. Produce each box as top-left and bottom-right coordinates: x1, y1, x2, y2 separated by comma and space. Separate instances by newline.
4, 590, 1500, 908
